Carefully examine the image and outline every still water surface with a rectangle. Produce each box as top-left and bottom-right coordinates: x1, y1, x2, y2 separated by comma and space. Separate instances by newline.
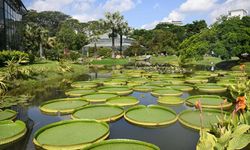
8, 72, 202, 150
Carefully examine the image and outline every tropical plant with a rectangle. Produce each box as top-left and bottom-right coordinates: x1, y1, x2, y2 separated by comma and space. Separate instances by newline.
0, 75, 8, 95
58, 59, 73, 73
117, 21, 131, 54
102, 12, 124, 58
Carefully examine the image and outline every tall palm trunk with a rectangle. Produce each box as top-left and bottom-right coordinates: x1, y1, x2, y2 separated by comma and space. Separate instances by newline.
111, 28, 115, 58
39, 43, 44, 58
120, 34, 123, 55
94, 42, 97, 59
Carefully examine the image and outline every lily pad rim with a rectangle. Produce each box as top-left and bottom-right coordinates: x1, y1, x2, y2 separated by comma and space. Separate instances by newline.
0, 120, 27, 146
124, 105, 178, 127
71, 104, 124, 122
33, 119, 110, 149
83, 139, 160, 150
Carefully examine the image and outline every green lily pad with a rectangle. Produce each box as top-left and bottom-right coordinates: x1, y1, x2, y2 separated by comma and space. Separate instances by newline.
72, 105, 124, 122
83, 139, 160, 150
0, 120, 27, 147
133, 85, 161, 92
98, 87, 133, 96
106, 96, 139, 107
185, 78, 208, 84
185, 95, 232, 109
39, 98, 89, 115
158, 96, 184, 105
82, 93, 118, 102
197, 85, 227, 93
33, 120, 109, 150
0, 109, 17, 121
151, 89, 183, 97
170, 85, 193, 92
178, 109, 229, 130
124, 105, 177, 127
65, 89, 95, 97
71, 81, 98, 89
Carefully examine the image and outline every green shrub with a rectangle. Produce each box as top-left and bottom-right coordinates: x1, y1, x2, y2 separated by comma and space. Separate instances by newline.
0, 50, 33, 66
97, 47, 112, 58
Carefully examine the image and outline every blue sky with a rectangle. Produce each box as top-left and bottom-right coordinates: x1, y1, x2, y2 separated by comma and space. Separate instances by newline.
23, 0, 250, 29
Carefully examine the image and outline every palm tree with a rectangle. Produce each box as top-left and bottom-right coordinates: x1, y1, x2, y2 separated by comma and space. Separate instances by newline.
102, 12, 124, 58
23, 23, 48, 58
117, 21, 130, 55
36, 26, 49, 58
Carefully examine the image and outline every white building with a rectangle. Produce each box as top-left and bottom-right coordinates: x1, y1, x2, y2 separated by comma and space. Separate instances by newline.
228, 9, 248, 19
83, 34, 134, 54
170, 21, 183, 26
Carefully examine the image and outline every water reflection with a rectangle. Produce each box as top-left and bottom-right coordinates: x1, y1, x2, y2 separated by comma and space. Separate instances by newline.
7, 70, 205, 150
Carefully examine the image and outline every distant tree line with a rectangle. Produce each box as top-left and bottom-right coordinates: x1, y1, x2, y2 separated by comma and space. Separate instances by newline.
21, 10, 130, 59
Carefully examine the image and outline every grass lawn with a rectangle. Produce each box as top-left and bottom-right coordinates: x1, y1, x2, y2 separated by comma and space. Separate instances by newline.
91, 58, 134, 66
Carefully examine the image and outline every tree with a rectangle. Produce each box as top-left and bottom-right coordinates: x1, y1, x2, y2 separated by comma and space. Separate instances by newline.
23, 10, 70, 36
86, 21, 106, 58
22, 23, 49, 58
56, 19, 88, 51
178, 16, 250, 62
185, 20, 207, 38
117, 21, 130, 54
102, 12, 124, 58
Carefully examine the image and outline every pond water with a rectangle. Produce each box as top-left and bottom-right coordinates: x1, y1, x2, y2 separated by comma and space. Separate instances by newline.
4, 67, 233, 150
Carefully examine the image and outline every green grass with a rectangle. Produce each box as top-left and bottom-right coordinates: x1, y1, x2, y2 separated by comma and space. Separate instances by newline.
91, 58, 131, 66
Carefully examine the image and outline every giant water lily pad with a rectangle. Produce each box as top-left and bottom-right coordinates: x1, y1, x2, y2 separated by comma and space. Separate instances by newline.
158, 96, 184, 105
151, 89, 183, 97
124, 105, 177, 127
185, 95, 232, 109
0, 109, 17, 121
82, 93, 118, 102
185, 78, 208, 84
40, 98, 89, 115
178, 109, 229, 130
106, 96, 139, 107
33, 120, 109, 150
98, 87, 133, 96
133, 85, 160, 92
197, 85, 227, 93
83, 139, 160, 150
71, 81, 98, 89
170, 85, 193, 92
0, 120, 27, 147
72, 105, 124, 122
65, 89, 95, 97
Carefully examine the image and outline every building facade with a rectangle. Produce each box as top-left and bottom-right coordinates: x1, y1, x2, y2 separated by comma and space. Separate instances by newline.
83, 34, 134, 51
228, 9, 248, 19
0, 0, 27, 50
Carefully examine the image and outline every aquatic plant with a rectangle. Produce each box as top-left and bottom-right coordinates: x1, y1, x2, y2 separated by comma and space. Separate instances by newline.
197, 96, 250, 150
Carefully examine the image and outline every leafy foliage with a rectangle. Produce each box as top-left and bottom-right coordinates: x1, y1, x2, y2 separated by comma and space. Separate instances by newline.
179, 16, 250, 62
0, 50, 31, 66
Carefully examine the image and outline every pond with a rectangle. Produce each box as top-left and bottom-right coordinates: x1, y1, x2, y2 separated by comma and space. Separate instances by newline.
2, 66, 239, 150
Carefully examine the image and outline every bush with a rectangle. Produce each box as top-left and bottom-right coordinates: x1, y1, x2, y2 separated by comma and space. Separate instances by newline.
97, 47, 112, 58
0, 50, 33, 67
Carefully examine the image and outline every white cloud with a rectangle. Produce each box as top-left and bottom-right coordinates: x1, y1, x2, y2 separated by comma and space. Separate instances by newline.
27, 0, 140, 22
162, 10, 184, 22
210, 0, 250, 22
103, 0, 136, 12
28, 0, 74, 11
179, 0, 217, 12
141, 20, 160, 30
